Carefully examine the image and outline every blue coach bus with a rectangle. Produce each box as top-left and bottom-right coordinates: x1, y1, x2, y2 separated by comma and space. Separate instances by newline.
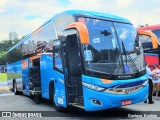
7, 10, 148, 112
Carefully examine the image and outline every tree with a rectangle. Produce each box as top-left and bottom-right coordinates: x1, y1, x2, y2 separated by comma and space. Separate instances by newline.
13, 38, 20, 45
2, 40, 12, 45
21, 35, 26, 40
0, 51, 7, 65
6, 48, 23, 64
0, 35, 27, 65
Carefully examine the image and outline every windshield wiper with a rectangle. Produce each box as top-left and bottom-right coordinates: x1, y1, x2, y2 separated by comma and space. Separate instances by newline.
121, 41, 140, 74
122, 41, 128, 65
110, 46, 124, 75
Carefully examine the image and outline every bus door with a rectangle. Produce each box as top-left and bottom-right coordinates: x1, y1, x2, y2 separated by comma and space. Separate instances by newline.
22, 59, 30, 95
53, 39, 67, 108
53, 30, 83, 107
64, 30, 83, 105
29, 57, 41, 94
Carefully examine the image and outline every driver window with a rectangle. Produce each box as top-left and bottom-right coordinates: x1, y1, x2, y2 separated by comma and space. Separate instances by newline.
53, 40, 63, 71
139, 35, 153, 50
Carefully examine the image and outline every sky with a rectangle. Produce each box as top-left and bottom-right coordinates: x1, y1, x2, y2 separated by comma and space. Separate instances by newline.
0, 0, 160, 41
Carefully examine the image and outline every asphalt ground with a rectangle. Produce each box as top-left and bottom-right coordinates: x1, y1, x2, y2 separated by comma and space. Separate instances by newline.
0, 85, 160, 120
0, 86, 11, 94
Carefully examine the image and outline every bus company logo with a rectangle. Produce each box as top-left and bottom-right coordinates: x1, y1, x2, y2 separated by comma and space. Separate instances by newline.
125, 89, 130, 94
124, 86, 140, 94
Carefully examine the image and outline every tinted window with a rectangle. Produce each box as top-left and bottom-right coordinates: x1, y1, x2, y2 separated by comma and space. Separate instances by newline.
22, 22, 57, 57
7, 21, 57, 64
53, 15, 75, 71
139, 35, 153, 50
54, 14, 75, 40
80, 17, 145, 75
53, 40, 63, 71
7, 48, 23, 64
152, 29, 160, 42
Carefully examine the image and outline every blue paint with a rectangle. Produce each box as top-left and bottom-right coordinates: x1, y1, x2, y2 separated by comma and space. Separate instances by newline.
82, 74, 148, 111
53, 71, 67, 107
22, 58, 30, 96
82, 85, 148, 111
124, 65, 129, 72
40, 53, 67, 107
41, 54, 54, 99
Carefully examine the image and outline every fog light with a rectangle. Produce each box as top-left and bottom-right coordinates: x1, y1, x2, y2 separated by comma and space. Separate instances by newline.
91, 99, 102, 106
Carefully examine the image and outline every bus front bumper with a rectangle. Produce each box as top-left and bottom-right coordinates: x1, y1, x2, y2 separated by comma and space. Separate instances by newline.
83, 85, 148, 111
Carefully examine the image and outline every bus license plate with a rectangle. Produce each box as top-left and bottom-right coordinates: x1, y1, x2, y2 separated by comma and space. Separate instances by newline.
121, 100, 131, 106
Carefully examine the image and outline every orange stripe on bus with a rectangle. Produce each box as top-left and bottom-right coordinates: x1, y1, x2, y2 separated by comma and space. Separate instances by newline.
137, 30, 159, 49
100, 79, 112, 84
30, 56, 40, 63
22, 60, 28, 70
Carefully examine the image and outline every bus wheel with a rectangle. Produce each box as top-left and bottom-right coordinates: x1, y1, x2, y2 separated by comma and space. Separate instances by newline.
34, 94, 40, 104
13, 81, 18, 95
49, 83, 66, 112
53, 92, 66, 112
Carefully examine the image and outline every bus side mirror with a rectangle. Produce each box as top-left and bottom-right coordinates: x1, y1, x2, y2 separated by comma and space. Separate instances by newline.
65, 22, 89, 44
136, 47, 140, 55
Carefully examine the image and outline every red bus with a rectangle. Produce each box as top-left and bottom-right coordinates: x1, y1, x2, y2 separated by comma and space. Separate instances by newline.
137, 30, 159, 69
137, 25, 160, 42
137, 26, 160, 96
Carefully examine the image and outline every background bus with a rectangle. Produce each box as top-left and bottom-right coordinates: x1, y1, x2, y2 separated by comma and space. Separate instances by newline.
7, 10, 148, 112
137, 27, 160, 69
137, 27, 160, 96
137, 25, 160, 41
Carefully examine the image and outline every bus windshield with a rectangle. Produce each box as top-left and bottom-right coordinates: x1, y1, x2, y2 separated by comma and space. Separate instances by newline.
80, 17, 145, 75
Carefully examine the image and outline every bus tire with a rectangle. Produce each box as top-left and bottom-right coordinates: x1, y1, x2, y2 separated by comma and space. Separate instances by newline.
13, 80, 18, 95
49, 82, 66, 112
34, 94, 40, 104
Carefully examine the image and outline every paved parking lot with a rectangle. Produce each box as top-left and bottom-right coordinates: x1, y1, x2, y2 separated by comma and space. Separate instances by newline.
0, 86, 160, 120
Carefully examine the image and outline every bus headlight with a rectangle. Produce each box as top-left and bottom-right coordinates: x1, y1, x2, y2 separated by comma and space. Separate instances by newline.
82, 82, 105, 92
142, 80, 148, 86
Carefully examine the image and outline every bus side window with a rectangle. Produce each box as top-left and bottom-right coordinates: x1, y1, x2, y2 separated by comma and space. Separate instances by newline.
139, 35, 153, 50
53, 40, 63, 72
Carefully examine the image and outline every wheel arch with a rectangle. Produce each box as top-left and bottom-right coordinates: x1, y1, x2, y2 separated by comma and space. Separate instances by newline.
49, 80, 55, 100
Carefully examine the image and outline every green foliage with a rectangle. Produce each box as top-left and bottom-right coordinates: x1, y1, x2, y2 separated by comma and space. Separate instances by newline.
1, 40, 12, 45
13, 38, 20, 45
0, 73, 21, 81
0, 73, 7, 81
0, 51, 7, 65
2, 39, 20, 45
0, 35, 26, 65
6, 48, 23, 64
7, 73, 22, 80
0, 51, 7, 58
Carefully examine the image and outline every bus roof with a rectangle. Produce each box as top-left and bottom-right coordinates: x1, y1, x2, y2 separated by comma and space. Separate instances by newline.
137, 25, 160, 31
8, 10, 131, 53
63, 10, 131, 23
